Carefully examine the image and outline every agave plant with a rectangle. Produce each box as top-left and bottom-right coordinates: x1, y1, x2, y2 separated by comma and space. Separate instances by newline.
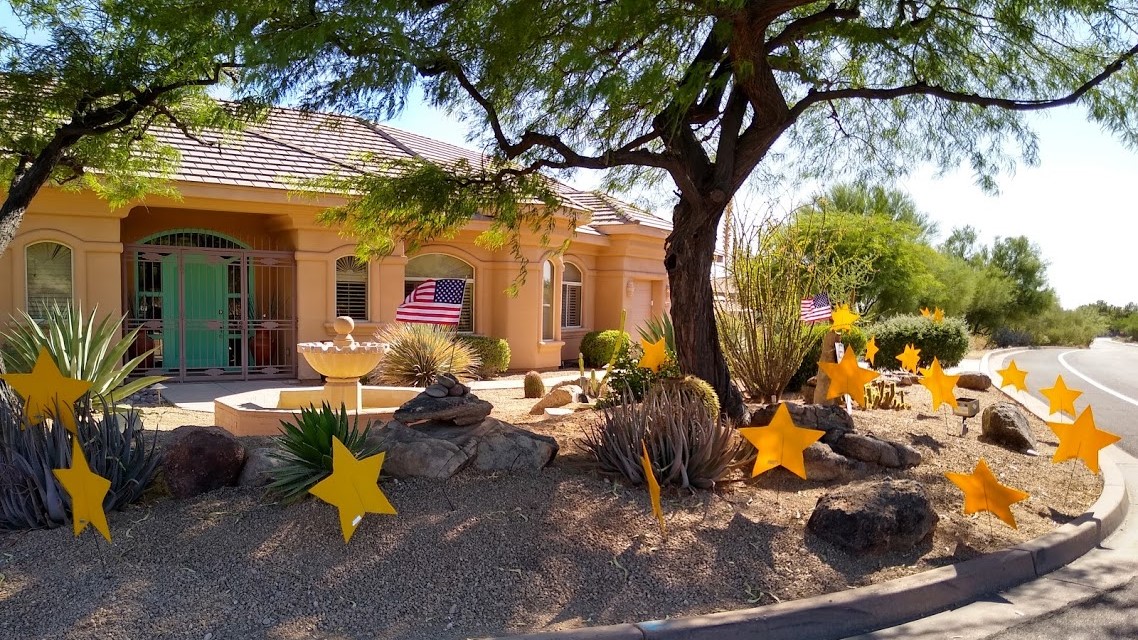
1, 303, 166, 404
267, 402, 380, 503
638, 312, 675, 356
371, 323, 480, 387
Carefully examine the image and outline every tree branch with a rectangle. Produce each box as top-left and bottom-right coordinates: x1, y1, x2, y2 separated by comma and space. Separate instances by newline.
765, 2, 861, 53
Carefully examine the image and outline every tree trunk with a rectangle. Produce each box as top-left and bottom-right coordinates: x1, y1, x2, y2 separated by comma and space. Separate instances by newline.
0, 138, 72, 261
666, 198, 747, 423
813, 330, 840, 405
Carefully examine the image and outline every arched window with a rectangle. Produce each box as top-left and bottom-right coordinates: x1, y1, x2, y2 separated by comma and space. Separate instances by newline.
25, 242, 72, 320
405, 254, 475, 332
561, 263, 583, 328
542, 260, 555, 340
335, 256, 368, 319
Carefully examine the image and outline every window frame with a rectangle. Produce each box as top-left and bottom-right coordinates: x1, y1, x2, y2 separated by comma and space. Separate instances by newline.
561, 262, 583, 329
541, 260, 555, 340
334, 256, 369, 320
24, 241, 74, 320
404, 253, 476, 333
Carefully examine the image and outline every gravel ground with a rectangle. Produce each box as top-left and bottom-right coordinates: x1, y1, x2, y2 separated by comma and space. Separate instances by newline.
0, 381, 1102, 640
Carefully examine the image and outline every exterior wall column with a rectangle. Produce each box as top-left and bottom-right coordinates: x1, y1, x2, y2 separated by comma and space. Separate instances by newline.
294, 249, 331, 380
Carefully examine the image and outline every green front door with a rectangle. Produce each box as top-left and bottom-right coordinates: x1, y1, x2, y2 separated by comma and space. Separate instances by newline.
162, 255, 229, 370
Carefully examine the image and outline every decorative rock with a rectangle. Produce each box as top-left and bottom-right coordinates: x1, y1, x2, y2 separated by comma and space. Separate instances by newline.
896, 375, 918, 387
958, 372, 993, 391
448, 383, 465, 397
162, 426, 247, 499
367, 418, 558, 478
981, 402, 1038, 454
749, 402, 855, 445
530, 386, 581, 415
437, 374, 457, 389
394, 393, 493, 425
367, 421, 473, 479
425, 384, 449, 398
472, 419, 559, 472
803, 443, 867, 482
237, 447, 285, 488
832, 432, 922, 468
807, 478, 939, 555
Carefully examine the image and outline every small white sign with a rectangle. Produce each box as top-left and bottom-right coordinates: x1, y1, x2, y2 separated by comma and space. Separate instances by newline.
835, 342, 846, 361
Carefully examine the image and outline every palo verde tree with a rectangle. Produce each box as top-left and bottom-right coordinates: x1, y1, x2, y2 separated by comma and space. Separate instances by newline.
0, 0, 245, 261
234, 1, 1138, 421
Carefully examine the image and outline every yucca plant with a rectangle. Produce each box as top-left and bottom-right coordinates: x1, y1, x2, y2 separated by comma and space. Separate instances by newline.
267, 402, 379, 503
1, 303, 166, 404
638, 312, 675, 357
580, 388, 742, 489
371, 323, 480, 387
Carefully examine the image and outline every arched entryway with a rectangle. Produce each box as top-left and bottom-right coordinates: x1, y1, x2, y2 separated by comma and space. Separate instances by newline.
123, 229, 297, 381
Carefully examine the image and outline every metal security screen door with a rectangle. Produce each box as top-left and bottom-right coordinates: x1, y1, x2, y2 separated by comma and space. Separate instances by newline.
123, 231, 297, 381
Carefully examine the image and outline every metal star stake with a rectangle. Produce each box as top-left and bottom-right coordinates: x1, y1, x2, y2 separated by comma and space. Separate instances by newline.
0, 347, 91, 433
864, 336, 879, 367
639, 441, 666, 536
830, 304, 859, 333
637, 337, 668, 373
1048, 406, 1120, 475
946, 458, 1029, 529
996, 360, 1029, 392
919, 357, 961, 412
817, 347, 879, 408
738, 403, 825, 479
53, 439, 112, 542
309, 437, 396, 543
1040, 375, 1082, 418
896, 344, 921, 374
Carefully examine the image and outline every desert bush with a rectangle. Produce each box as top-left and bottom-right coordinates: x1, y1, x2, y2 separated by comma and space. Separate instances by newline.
457, 335, 511, 378
644, 375, 719, 419
1019, 307, 1108, 347
523, 370, 545, 398
371, 323, 479, 387
267, 402, 379, 503
598, 343, 680, 407
0, 391, 158, 531
992, 326, 1033, 348
1117, 313, 1138, 341
866, 314, 970, 368
1, 303, 166, 404
580, 329, 630, 368
580, 388, 741, 489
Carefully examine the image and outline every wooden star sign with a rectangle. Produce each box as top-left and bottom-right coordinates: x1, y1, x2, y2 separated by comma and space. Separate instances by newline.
932, 307, 945, 323
996, 360, 1029, 392
640, 441, 665, 536
54, 439, 112, 542
309, 437, 396, 542
738, 403, 825, 479
865, 336, 879, 367
896, 344, 921, 374
638, 337, 668, 373
919, 357, 961, 412
1041, 375, 1082, 418
830, 304, 859, 333
1048, 406, 1120, 474
946, 458, 1029, 529
920, 307, 932, 319
818, 346, 880, 408
0, 347, 91, 432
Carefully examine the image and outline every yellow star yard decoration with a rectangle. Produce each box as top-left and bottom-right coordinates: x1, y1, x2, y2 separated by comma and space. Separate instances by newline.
996, 360, 1029, 392
309, 437, 396, 543
1048, 406, 1120, 474
738, 403, 825, 479
640, 441, 666, 536
830, 304, 859, 333
865, 336, 879, 367
818, 347, 880, 408
919, 357, 961, 412
0, 347, 91, 433
896, 344, 921, 374
53, 439, 112, 542
932, 307, 945, 323
920, 307, 932, 319
1041, 375, 1082, 417
946, 458, 1029, 529
638, 337, 668, 373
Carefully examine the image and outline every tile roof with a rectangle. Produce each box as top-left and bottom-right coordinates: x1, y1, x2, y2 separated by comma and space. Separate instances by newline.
158, 106, 672, 235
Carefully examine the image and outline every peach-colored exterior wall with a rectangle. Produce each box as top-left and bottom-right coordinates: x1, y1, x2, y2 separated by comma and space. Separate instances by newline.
0, 183, 668, 379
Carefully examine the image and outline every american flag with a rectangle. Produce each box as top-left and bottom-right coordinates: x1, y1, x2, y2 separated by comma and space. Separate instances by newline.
396, 279, 467, 325
800, 293, 833, 323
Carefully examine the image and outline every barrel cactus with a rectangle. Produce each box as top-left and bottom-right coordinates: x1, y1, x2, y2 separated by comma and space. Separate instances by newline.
645, 375, 720, 420
523, 371, 545, 399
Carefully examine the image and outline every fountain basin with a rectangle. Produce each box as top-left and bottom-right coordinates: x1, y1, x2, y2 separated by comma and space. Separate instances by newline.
215, 385, 421, 437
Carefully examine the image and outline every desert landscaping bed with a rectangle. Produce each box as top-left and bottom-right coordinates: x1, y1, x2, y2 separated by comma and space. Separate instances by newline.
0, 382, 1101, 640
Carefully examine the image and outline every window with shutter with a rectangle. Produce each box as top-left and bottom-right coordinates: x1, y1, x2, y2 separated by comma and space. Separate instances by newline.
561, 262, 583, 328
542, 260, 555, 340
404, 254, 475, 333
25, 242, 72, 320
335, 256, 368, 319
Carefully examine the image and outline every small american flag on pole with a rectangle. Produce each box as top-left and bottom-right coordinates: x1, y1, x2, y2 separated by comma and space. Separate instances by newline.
396, 279, 467, 325
800, 293, 833, 323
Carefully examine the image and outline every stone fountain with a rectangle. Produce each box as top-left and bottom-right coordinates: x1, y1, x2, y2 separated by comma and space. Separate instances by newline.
214, 317, 420, 436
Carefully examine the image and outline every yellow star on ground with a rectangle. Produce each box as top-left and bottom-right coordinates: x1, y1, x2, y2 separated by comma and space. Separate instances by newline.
865, 336, 879, 367
0, 347, 91, 433
53, 439, 112, 542
1040, 375, 1082, 417
640, 441, 666, 536
996, 360, 1029, 392
919, 357, 961, 412
946, 458, 1029, 529
830, 304, 859, 333
896, 344, 921, 374
638, 337, 668, 373
932, 307, 945, 323
818, 346, 880, 408
309, 437, 396, 543
1048, 406, 1120, 474
738, 403, 825, 479
920, 307, 932, 319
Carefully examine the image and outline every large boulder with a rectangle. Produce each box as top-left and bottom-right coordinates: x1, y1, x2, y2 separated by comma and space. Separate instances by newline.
162, 426, 246, 499
831, 433, 922, 468
237, 447, 285, 488
472, 419, 559, 471
530, 385, 584, 415
958, 372, 993, 391
749, 402, 855, 445
807, 478, 938, 555
803, 443, 867, 482
393, 393, 493, 426
981, 402, 1038, 454
367, 418, 559, 479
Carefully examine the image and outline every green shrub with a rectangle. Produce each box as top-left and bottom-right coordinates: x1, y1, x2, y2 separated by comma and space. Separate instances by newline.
267, 402, 379, 503
1019, 307, 1108, 347
457, 335, 511, 379
865, 314, 970, 369
523, 370, 545, 398
1118, 314, 1138, 341
598, 343, 680, 406
645, 375, 719, 419
371, 323, 479, 387
1, 303, 166, 404
581, 387, 741, 489
580, 330, 631, 368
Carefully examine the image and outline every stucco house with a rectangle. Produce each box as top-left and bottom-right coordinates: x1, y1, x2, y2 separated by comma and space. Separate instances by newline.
0, 107, 672, 381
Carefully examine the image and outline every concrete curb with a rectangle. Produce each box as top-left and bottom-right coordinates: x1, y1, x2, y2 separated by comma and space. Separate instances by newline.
494, 350, 1130, 640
